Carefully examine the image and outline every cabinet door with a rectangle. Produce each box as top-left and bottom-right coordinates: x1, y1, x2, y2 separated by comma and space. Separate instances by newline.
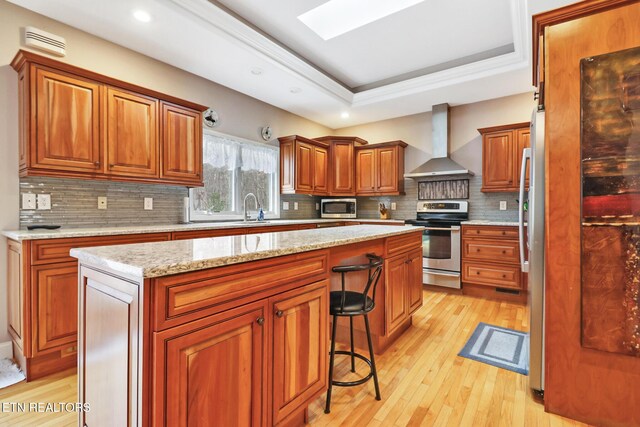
407, 249, 423, 315
330, 141, 354, 195
161, 102, 202, 183
376, 146, 398, 193
482, 131, 515, 191
106, 87, 159, 178
355, 149, 376, 194
156, 303, 267, 427
295, 141, 314, 192
7, 241, 24, 352
516, 128, 531, 189
34, 66, 102, 172
272, 282, 327, 424
33, 263, 78, 355
313, 145, 329, 194
385, 255, 408, 335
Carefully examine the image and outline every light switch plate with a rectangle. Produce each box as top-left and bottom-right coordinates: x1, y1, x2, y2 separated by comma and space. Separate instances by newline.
98, 197, 107, 210
294, 202, 299, 210
22, 193, 36, 210
37, 194, 51, 210
499, 201, 507, 211
316, 203, 320, 210
391, 202, 397, 210
282, 201, 289, 210
144, 198, 153, 210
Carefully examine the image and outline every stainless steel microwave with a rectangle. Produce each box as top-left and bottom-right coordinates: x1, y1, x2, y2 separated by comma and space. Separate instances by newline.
320, 199, 357, 219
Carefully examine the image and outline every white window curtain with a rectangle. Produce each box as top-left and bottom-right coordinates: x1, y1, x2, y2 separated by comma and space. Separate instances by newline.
203, 133, 239, 171
241, 143, 277, 173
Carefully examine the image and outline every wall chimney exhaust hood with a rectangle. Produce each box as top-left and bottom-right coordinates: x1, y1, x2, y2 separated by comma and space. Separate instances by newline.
404, 103, 474, 178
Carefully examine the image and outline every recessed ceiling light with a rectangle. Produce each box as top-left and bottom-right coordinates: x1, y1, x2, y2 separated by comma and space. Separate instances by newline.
250, 67, 263, 75
290, 87, 302, 94
341, 112, 350, 119
298, 0, 425, 40
132, 10, 152, 23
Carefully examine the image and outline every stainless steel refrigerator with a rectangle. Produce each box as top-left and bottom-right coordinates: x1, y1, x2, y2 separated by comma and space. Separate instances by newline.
519, 108, 545, 393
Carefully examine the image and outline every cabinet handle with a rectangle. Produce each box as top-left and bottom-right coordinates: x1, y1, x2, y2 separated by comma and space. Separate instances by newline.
256, 317, 264, 326
275, 310, 283, 318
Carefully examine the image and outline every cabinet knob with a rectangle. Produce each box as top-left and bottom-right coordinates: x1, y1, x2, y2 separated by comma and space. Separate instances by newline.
256, 317, 264, 326
476, 271, 480, 275
502, 274, 507, 278
108, 164, 115, 169
94, 161, 101, 167
502, 250, 506, 254
275, 310, 283, 318
476, 230, 480, 234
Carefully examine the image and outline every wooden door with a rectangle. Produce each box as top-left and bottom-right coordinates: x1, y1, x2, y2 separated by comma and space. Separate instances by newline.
106, 87, 159, 178
33, 66, 102, 172
482, 131, 514, 191
7, 241, 24, 352
515, 128, 531, 189
376, 146, 398, 193
295, 141, 314, 192
407, 249, 423, 315
385, 255, 408, 335
33, 263, 77, 355
271, 282, 327, 424
330, 141, 355, 195
156, 303, 267, 427
355, 148, 376, 194
313, 145, 329, 194
161, 102, 202, 183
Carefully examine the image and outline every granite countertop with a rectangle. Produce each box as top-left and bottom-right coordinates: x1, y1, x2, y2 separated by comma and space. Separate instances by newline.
2, 218, 406, 241
70, 224, 422, 279
461, 220, 521, 227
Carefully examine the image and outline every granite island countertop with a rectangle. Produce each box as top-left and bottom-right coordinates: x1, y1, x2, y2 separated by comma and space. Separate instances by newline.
70, 224, 422, 279
2, 218, 406, 241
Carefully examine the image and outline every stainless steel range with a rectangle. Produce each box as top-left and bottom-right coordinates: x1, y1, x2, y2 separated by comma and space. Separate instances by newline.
405, 200, 468, 289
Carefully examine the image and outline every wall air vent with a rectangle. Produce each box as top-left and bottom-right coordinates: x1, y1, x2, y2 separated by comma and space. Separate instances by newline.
24, 26, 66, 57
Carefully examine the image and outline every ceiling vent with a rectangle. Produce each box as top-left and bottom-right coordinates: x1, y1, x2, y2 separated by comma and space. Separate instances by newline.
24, 26, 66, 57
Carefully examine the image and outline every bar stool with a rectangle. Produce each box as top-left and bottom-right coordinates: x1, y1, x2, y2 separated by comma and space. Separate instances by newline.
325, 253, 384, 414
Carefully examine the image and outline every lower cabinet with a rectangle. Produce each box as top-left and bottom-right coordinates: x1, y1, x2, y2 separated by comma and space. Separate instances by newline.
385, 247, 423, 336
271, 282, 327, 424
154, 302, 268, 427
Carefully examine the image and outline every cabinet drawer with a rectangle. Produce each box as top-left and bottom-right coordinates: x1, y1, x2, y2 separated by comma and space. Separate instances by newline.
462, 239, 520, 263
153, 251, 329, 330
462, 226, 518, 239
462, 261, 521, 289
387, 232, 421, 256
31, 233, 171, 264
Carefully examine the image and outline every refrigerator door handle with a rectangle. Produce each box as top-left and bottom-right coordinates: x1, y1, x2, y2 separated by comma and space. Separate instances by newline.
519, 147, 531, 273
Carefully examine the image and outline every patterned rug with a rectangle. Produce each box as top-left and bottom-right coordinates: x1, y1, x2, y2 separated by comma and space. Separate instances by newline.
458, 322, 529, 375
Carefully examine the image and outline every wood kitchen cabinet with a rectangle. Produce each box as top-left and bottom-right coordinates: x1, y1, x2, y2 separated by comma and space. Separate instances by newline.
385, 241, 422, 336
315, 136, 368, 196
355, 141, 407, 196
278, 135, 330, 196
479, 122, 530, 192
11, 49, 206, 186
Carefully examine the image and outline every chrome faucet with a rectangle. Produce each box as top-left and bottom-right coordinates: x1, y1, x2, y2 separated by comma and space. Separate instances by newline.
243, 193, 258, 222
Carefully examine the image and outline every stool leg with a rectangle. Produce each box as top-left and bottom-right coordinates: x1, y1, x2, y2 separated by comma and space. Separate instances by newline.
364, 314, 381, 400
325, 314, 338, 414
349, 316, 355, 373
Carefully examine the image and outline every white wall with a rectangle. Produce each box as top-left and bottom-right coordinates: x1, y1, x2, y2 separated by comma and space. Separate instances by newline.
0, 0, 332, 344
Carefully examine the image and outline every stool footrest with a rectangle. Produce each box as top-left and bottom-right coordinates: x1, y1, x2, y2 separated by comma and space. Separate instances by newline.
329, 350, 374, 387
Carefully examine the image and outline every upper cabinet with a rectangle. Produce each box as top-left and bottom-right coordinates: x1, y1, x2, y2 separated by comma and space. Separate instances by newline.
315, 136, 367, 196
355, 141, 407, 196
11, 50, 207, 187
478, 122, 530, 192
278, 135, 330, 196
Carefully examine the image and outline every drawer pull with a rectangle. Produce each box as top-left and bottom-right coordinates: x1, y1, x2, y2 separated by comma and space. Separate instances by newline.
476, 230, 480, 234
502, 231, 506, 235
502, 274, 507, 278
502, 250, 506, 254
476, 271, 480, 275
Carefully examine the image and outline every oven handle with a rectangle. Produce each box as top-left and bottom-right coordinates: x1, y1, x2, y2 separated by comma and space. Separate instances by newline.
423, 226, 460, 231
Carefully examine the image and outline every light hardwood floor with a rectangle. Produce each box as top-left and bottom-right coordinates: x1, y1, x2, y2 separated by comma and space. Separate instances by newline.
0, 289, 588, 426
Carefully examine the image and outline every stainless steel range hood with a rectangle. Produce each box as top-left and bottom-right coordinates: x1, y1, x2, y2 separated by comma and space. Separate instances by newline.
404, 103, 474, 178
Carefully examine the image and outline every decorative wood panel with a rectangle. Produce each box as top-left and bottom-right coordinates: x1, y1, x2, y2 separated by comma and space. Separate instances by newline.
385, 255, 408, 335
161, 102, 202, 184
355, 148, 376, 194
295, 141, 314, 192
482, 131, 514, 190
376, 146, 398, 193
329, 140, 355, 195
313, 145, 329, 194
7, 240, 24, 351
407, 248, 424, 315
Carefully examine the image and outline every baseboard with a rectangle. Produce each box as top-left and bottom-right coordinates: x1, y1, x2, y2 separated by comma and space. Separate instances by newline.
0, 341, 13, 360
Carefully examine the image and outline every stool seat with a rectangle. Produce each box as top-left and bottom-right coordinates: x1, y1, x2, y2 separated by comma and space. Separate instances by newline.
329, 291, 374, 315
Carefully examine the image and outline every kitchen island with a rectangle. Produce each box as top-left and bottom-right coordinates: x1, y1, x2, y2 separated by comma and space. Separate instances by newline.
71, 225, 422, 426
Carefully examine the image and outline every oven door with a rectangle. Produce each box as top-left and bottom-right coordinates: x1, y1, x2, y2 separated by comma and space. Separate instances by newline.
421, 226, 460, 272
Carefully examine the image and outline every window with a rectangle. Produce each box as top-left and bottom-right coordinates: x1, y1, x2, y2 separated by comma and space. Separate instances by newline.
190, 130, 280, 221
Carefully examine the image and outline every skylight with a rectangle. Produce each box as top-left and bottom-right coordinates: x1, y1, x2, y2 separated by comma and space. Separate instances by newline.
298, 0, 426, 40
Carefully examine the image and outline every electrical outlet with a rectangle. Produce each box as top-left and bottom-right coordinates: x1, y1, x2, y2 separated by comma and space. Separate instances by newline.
294, 202, 299, 210
98, 197, 107, 210
315, 203, 320, 210
391, 202, 397, 211
282, 201, 289, 210
22, 193, 36, 210
37, 194, 51, 210
144, 197, 153, 210
499, 201, 507, 211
